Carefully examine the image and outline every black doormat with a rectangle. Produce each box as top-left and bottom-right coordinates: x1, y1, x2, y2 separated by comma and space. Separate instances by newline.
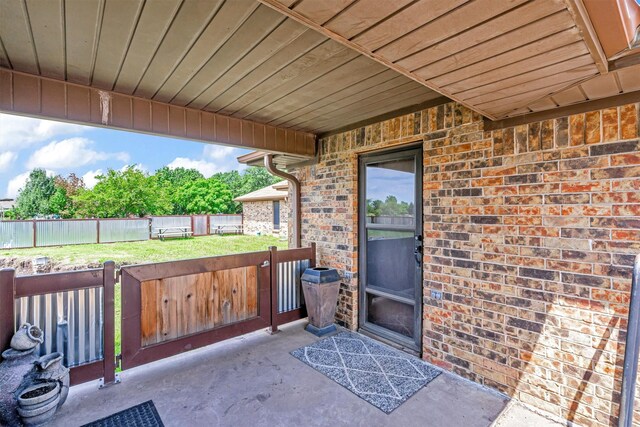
81, 400, 164, 427
291, 331, 441, 413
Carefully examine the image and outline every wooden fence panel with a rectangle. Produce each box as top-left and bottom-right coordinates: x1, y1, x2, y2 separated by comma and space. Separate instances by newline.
139, 267, 259, 347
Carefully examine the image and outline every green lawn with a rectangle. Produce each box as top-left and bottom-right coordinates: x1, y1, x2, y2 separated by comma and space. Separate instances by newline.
1, 234, 288, 363
0, 234, 287, 267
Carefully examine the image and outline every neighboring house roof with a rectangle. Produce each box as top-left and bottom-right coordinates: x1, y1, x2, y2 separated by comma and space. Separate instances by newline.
234, 181, 288, 202
0, 199, 15, 210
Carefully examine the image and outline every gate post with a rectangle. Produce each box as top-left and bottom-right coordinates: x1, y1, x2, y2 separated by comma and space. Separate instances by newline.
0, 268, 16, 354
102, 261, 117, 385
268, 246, 279, 334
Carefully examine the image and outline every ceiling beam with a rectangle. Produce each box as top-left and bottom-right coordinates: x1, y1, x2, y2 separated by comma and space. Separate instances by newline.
0, 68, 316, 157
257, 0, 497, 120
483, 89, 640, 130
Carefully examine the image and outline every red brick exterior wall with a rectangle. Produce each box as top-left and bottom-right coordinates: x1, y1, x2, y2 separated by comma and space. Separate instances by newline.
294, 102, 640, 425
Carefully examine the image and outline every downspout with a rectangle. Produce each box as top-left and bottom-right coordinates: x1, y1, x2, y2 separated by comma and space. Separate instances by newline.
264, 154, 301, 248
619, 253, 640, 427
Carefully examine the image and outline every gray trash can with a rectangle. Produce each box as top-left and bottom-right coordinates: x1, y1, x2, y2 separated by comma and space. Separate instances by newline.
301, 267, 341, 336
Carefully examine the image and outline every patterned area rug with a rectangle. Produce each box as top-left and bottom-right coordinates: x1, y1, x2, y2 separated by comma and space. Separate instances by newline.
291, 331, 441, 413
81, 400, 164, 427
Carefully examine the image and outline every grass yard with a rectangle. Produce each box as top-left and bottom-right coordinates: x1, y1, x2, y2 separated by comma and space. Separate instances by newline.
1, 234, 288, 362
0, 234, 287, 267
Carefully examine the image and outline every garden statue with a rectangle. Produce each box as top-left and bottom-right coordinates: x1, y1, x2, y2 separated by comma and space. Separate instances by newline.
0, 323, 69, 426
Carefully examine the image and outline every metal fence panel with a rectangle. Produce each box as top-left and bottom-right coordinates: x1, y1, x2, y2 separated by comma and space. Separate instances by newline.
209, 215, 242, 233
277, 259, 309, 313
14, 287, 104, 367
99, 219, 149, 243
192, 215, 208, 236
0, 221, 34, 249
150, 216, 192, 238
36, 220, 98, 247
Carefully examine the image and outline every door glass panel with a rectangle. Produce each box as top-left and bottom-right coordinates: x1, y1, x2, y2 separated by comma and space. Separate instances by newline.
365, 159, 415, 226
366, 230, 415, 299
367, 293, 414, 338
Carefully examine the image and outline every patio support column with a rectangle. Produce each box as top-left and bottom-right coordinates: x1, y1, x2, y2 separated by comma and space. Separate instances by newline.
619, 254, 640, 427
102, 261, 117, 386
264, 154, 301, 248
0, 268, 16, 353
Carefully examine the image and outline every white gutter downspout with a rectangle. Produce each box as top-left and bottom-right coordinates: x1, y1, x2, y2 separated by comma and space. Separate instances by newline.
264, 154, 301, 248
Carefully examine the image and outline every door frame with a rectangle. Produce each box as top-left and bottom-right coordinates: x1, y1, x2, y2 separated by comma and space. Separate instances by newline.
358, 144, 423, 353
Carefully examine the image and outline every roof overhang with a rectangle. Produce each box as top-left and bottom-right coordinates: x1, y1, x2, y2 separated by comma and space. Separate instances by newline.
1, 0, 640, 156
259, 0, 640, 120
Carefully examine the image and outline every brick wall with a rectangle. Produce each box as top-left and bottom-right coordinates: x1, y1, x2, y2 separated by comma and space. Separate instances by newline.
294, 101, 640, 425
242, 199, 289, 238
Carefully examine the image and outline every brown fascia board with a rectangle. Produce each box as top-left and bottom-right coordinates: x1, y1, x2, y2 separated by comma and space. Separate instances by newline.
0, 68, 316, 157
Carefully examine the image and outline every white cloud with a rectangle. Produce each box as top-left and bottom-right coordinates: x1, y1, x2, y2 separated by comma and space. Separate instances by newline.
0, 114, 92, 151
203, 145, 236, 160
82, 169, 103, 189
6, 169, 55, 198
27, 137, 130, 169
0, 152, 18, 171
167, 157, 222, 178
166, 144, 246, 178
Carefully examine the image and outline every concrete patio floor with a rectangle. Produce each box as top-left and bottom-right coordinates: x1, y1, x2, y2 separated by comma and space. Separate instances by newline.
50, 321, 558, 427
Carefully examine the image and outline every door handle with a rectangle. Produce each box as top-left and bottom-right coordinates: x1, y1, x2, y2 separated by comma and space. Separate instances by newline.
414, 246, 422, 265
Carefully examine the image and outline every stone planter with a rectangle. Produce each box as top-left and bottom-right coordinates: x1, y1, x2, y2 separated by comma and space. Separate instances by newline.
0, 325, 68, 425
17, 382, 61, 426
0, 348, 38, 426
301, 267, 341, 336
36, 352, 70, 407
10, 324, 44, 351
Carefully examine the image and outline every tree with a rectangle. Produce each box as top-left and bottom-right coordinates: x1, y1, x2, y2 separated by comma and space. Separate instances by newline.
173, 178, 233, 214
2, 209, 17, 220
54, 173, 85, 197
214, 168, 281, 213
50, 173, 85, 218
73, 166, 172, 218
238, 167, 281, 196
154, 167, 204, 214
154, 166, 203, 188
367, 196, 414, 217
213, 171, 243, 213
14, 169, 56, 218
49, 187, 71, 218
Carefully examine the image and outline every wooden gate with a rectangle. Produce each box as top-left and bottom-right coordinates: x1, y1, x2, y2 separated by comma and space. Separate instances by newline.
119, 251, 271, 369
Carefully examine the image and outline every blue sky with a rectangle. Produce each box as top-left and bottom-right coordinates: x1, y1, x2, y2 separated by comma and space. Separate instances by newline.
0, 113, 249, 199
366, 166, 415, 205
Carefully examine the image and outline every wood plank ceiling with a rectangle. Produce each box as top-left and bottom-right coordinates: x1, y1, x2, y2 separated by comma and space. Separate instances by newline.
0, 0, 639, 136
0, 0, 441, 135
261, 0, 640, 120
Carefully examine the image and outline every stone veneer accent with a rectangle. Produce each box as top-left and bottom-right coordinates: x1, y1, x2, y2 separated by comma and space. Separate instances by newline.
242, 199, 289, 238
293, 102, 640, 426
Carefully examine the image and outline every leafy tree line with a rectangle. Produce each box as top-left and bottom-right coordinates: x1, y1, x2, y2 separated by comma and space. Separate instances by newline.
366, 196, 415, 217
6, 166, 280, 219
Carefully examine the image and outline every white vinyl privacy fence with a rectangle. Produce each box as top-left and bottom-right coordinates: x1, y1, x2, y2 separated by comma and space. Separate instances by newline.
0, 214, 242, 249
